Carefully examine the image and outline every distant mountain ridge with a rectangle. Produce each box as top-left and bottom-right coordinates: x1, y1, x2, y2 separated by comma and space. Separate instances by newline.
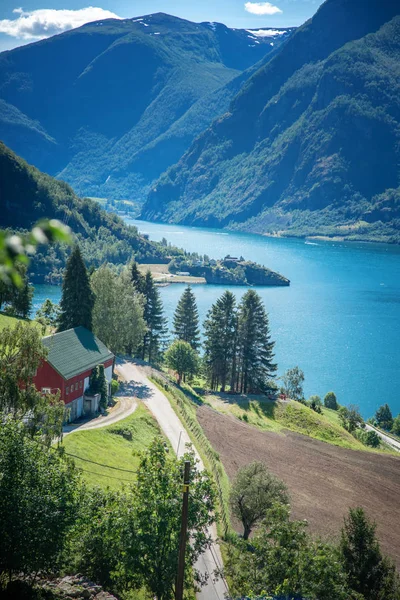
0, 142, 171, 282
0, 13, 294, 201
143, 0, 400, 243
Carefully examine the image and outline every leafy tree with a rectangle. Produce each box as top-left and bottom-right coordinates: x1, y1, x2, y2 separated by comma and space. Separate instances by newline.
74, 440, 216, 600
71, 487, 139, 596
165, 340, 199, 385
0, 219, 71, 285
203, 290, 237, 391
91, 265, 146, 355
229, 461, 289, 540
0, 421, 80, 586
282, 366, 305, 401
58, 245, 95, 332
375, 403, 393, 431
132, 440, 215, 599
141, 271, 167, 363
236, 290, 277, 394
0, 322, 64, 442
324, 391, 338, 410
340, 507, 400, 600
173, 286, 200, 350
392, 414, 400, 436
35, 298, 60, 329
339, 405, 363, 433
225, 505, 349, 600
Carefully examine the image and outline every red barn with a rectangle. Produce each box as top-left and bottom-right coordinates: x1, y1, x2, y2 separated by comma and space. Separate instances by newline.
34, 326, 114, 421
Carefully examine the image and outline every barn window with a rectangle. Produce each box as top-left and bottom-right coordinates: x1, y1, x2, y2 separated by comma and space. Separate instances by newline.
66, 386, 69, 395
41, 387, 51, 394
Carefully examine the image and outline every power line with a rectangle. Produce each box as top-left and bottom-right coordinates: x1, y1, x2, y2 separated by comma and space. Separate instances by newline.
78, 467, 136, 483
63, 451, 138, 474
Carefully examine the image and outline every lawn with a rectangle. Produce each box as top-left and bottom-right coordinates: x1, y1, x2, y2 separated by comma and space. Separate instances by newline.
205, 393, 393, 453
61, 403, 165, 489
0, 312, 47, 333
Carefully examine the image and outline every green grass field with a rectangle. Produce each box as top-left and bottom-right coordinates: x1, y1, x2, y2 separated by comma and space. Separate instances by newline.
0, 312, 28, 331
62, 403, 165, 489
205, 394, 393, 453
0, 312, 49, 335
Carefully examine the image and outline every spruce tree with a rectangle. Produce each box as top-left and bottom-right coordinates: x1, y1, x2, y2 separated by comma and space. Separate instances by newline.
58, 246, 95, 332
98, 364, 108, 411
10, 265, 33, 318
173, 286, 200, 351
142, 271, 166, 363
131, 261, 145, 293
236, 290, 277, 394
203, 291, 237, 391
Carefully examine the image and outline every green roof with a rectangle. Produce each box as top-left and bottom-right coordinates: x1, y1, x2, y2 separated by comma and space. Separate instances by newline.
42, 327, 114, 380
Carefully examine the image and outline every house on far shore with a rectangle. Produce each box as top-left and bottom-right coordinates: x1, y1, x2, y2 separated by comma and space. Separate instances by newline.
34, 326, 114, 422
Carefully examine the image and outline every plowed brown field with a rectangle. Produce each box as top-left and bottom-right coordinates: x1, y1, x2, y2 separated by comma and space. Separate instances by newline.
197, 405, 400, 566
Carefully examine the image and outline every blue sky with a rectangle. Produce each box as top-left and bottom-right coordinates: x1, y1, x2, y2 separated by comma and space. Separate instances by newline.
0, 0, 324, 52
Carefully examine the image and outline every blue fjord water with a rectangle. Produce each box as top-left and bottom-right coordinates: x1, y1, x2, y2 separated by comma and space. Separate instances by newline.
33, 219, 400, 417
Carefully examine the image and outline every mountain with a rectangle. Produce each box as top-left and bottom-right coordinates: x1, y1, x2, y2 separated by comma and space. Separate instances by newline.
0, 13, 293, 201
143, 0, 400, 243
0, 142, 172, 282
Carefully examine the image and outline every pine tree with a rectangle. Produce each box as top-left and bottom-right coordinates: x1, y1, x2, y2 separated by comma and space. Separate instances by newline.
141, 271, 166, 363
58, 246, 95, 332
10, 264, 33, 318
203, 291, 237, 391
236, 290, 277, 394
173, 286, 200, 351
131, 261, 145, 293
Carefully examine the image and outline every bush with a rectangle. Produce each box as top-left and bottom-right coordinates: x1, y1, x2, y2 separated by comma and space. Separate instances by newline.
324, 391, 338, 410
111, 379, 120, 396
354, 429, 380, 448
308, 395, 322, 413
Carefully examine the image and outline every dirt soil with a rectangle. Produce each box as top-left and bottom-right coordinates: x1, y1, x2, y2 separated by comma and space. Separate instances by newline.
197, 405, 400, 567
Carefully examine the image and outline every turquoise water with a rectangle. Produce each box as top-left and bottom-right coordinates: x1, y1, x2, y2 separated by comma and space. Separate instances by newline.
33, 219, 400, 417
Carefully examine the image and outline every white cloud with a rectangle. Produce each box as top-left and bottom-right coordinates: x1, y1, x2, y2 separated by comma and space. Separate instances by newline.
0, 6, 122, 41
244, 2, 283, 16
246, 28, 287, 37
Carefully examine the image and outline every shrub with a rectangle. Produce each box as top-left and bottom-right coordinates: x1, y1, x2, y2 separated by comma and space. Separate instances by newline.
324, 391, 338, 410
308, 395, 322, 413
111, 379, 120, 396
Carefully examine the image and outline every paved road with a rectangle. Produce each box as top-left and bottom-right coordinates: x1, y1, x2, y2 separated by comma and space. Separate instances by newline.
116, 359, 229, 600
63, 396, 137, 436
365, 423, 400, 452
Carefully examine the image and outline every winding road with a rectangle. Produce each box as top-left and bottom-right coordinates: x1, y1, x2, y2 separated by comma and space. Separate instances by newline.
63, 396, 137, 436
116, 359, 229, 600
365, 423, 400, 453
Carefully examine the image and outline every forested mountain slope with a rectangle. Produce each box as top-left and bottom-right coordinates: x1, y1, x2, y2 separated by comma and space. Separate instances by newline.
0, 142, 170, 281
143, 0, 400, 243
0, 13, 293, 201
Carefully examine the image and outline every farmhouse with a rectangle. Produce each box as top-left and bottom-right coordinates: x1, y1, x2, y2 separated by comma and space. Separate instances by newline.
34, 326, 114, 421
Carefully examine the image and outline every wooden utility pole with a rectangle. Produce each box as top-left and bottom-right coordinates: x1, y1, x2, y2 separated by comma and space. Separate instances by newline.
176, 460, 190, 600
